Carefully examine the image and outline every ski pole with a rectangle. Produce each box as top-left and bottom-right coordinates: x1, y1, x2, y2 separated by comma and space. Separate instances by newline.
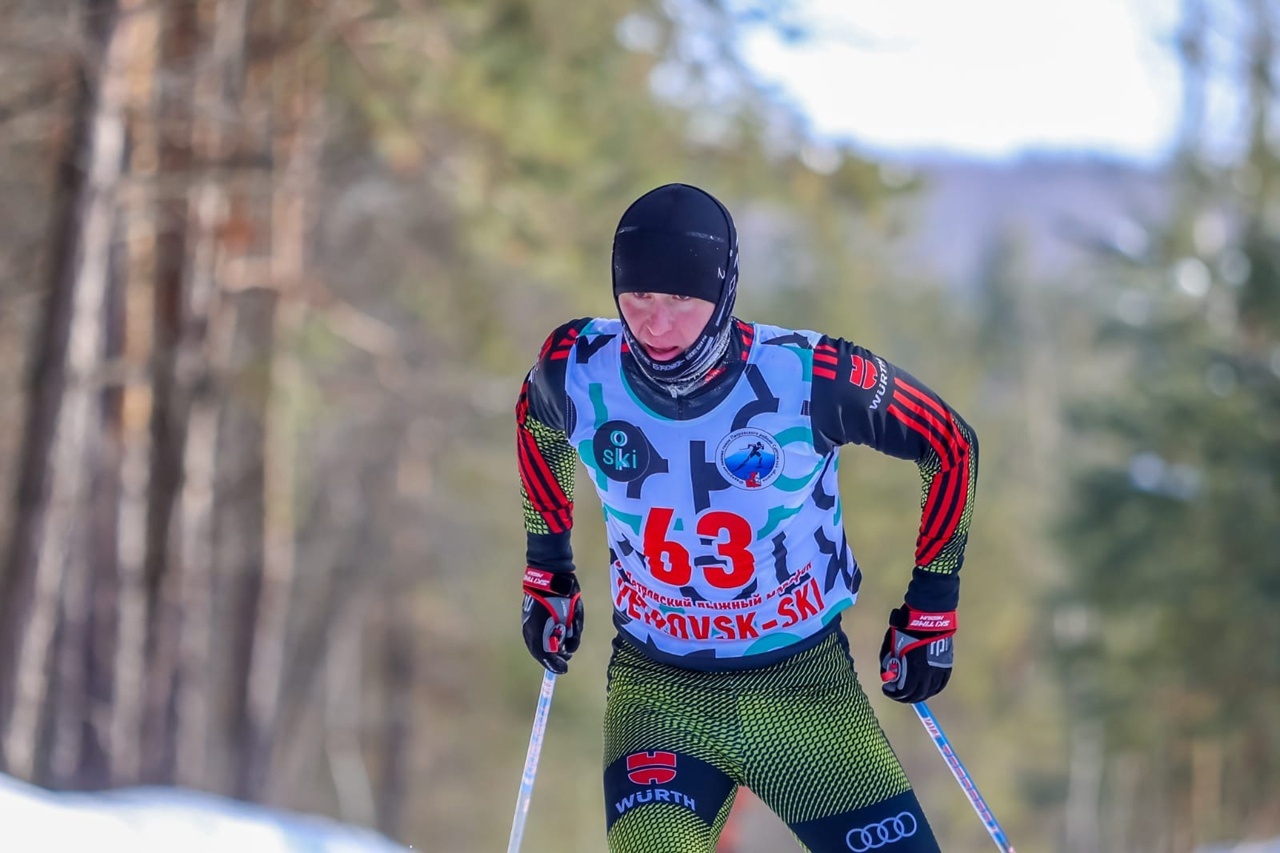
912, 700, 1016, 852
507, 669, 557, 853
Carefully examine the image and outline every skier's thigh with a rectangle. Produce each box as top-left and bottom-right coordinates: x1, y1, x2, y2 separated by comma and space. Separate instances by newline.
603, 749, 737, 853
788, 790, 941, 853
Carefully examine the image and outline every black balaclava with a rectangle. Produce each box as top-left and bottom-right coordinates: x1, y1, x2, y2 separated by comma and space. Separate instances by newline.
612, 183, 738, 396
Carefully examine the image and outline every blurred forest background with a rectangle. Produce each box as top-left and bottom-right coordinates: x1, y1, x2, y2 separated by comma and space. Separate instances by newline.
0, 1, 1277, 851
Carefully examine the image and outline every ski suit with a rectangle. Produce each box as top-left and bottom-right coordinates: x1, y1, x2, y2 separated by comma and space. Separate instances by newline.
517, 316, 978, 852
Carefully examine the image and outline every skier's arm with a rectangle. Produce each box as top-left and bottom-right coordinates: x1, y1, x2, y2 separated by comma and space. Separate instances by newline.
517, 321, 591, 673
516, 320, 590, 574
810, 336, 979, 613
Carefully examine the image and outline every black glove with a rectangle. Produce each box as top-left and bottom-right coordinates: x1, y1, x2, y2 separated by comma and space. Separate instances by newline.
879, 605, 956, 703
522, 568, 584, 674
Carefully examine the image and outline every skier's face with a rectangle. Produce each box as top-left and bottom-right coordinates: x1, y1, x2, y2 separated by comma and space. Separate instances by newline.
618, 292, 716, 362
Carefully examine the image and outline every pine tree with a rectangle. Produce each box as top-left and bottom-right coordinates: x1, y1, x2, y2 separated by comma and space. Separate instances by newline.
1053, 1, 1280, 847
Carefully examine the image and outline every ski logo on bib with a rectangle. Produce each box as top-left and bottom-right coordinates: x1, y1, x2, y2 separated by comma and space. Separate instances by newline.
715, 428, 782, 489
592, 420, 651, 481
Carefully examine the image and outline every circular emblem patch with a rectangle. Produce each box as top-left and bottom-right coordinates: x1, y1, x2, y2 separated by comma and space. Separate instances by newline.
592, 420, 650, 482
715, 428, 783, 489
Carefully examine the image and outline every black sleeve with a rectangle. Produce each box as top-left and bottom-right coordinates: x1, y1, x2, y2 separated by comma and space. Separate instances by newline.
515, 319, 591, 574
810, 336, 979, 612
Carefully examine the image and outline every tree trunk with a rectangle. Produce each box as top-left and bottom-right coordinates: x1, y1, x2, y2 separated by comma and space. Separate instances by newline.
73, 222, 128, 790
218, 283, 273, 802
107, 0, 162, 786
172, 0, 250, 792
1064, 721, 1103, 853
325, 587, 374, 826
0, 0, 125, 780
236, 0, 325, 802
376, 576, 414, 839
136, 0, 203, 785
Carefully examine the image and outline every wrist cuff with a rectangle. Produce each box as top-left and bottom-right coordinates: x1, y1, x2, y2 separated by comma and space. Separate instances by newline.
904, 567, 959, 612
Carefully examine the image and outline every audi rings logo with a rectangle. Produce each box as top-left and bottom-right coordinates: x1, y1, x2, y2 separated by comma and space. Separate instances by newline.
845, 812, 918, 851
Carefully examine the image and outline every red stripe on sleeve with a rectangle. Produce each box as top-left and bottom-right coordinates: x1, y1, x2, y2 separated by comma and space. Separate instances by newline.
887, 400, 954, 538
890, 391, 963, 468
887, 397, 971, 564
917, 467, 963, 564
517, 428, 571, 532
516, 384, 573, 533
888, 401, 951, 466
890, 386, 972, 550
896, 378, 951, 424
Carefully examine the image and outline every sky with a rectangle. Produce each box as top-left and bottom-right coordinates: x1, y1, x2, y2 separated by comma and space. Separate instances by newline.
741, 0, 1184, 163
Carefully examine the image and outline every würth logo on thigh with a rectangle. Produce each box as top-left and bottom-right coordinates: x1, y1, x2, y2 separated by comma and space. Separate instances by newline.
626, 751, 677, 785
845, 812, 918, 851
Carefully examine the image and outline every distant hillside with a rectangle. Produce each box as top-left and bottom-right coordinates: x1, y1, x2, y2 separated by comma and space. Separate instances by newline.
886, 155, 1170, 288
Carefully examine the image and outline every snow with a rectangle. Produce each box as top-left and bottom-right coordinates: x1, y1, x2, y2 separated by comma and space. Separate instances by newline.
0, 773, 410, 852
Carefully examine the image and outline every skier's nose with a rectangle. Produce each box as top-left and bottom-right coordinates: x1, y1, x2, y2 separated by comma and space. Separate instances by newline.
645, 302, 673, 336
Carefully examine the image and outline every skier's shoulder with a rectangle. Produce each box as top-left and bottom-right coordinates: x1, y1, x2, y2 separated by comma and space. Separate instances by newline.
745, 320, 826, 351
577, 316, 623, 338
538, 317, 627, 363
524, 319, 597, 427
532, 317, 594, 367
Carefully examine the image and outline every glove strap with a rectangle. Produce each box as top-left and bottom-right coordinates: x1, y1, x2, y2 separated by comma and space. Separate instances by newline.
902, 607, 957, 634
523, 567, 556, 592
523, 567, 578, 596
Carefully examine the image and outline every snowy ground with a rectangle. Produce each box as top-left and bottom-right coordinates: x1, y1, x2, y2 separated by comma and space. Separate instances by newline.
0, 773, 409, 852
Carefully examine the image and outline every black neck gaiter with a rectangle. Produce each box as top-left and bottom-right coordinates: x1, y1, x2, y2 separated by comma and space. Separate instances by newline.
611, 183, 739, 396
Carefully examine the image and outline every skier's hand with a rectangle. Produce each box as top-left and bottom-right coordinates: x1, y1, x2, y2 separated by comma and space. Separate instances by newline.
521, 569, 584, 674
879, 605, 956, 703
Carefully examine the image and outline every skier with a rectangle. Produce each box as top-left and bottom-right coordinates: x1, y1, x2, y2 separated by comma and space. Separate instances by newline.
516, 183, 978, 852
